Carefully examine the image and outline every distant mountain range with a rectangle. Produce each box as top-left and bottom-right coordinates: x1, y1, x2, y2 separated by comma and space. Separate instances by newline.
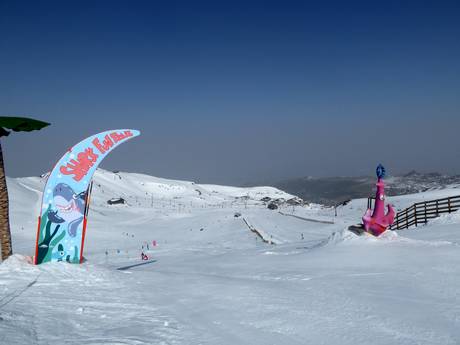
274, 171, 460, 206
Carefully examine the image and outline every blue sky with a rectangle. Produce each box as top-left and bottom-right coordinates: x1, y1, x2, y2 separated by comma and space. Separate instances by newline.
1, 1, 459, 184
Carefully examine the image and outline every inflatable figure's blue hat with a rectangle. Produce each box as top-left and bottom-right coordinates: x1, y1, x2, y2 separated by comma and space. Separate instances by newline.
376, 164, 386, 179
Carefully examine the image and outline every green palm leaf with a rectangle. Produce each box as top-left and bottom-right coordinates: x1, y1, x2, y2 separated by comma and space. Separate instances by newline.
0, 116, 50, 137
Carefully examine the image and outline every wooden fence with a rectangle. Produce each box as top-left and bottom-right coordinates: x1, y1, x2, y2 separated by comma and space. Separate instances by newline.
367, 197, 375, 210
390, 195, 460, 230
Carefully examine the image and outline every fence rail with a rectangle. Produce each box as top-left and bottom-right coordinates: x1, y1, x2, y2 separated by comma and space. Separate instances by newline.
389, 195, 460, 230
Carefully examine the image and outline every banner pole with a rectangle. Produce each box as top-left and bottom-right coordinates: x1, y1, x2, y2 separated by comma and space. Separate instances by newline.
33, 216, 41, 265
80, 180, 93, 263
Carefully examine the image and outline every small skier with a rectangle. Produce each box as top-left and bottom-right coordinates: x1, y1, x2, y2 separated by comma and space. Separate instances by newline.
141, 252, 149, 261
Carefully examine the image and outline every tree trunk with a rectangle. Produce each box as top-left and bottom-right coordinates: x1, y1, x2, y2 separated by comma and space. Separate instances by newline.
0, 139, 12, 261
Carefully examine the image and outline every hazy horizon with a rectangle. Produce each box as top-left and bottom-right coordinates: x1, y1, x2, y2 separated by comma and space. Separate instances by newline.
1, 1, 459, 185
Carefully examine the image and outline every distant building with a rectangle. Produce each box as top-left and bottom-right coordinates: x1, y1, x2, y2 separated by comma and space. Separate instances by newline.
107, 197, 125, 205
267, 202, 278, 210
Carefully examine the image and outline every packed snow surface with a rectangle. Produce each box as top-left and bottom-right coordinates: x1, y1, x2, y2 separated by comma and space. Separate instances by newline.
1, 169, 460, 344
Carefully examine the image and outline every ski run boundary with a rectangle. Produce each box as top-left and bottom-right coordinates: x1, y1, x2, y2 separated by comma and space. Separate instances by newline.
242, 218, 277, 245
278, 211, 335, 224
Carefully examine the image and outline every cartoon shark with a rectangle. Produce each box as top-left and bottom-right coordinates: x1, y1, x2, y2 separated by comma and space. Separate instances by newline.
48, 183, 86, 237
51, 243, 66, 262
51, 244, 79, 263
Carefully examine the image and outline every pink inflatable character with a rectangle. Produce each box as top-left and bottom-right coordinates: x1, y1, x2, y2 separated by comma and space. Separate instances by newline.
362, 164, 395, 236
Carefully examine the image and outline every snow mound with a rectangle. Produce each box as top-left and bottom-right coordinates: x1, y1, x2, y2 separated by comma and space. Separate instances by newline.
320, 228, 454, 248
319, 228, 397, 246
323, 228, 362, 245
428, 209, 460, 225
0, 254, 35, 271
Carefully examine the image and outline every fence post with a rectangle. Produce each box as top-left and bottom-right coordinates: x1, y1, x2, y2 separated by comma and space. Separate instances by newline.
367, 197, 373, 209
405, 208, 409, 229
424, 202, 427, 224
436, 200, 439, 217
448, 197, 452, 213
414, 204, 417, 227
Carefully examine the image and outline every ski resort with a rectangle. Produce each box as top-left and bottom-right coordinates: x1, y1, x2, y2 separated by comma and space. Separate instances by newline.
1, 1, 459, 344
1, 167, 460, 344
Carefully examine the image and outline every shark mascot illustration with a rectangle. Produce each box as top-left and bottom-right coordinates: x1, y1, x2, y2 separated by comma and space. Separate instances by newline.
51, 244, 79, 262
35, 129, 141, 265
48, 183, 86, 237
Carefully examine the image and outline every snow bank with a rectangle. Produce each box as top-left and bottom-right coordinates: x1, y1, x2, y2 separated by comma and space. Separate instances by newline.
0, 254, 35, 271
429, 209, 460, 225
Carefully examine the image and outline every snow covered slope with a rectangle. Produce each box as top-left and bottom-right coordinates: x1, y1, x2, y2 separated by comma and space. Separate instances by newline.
1, 170, 460, 345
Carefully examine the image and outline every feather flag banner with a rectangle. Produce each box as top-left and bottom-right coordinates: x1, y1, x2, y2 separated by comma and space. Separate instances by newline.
34, 129, 140, 264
